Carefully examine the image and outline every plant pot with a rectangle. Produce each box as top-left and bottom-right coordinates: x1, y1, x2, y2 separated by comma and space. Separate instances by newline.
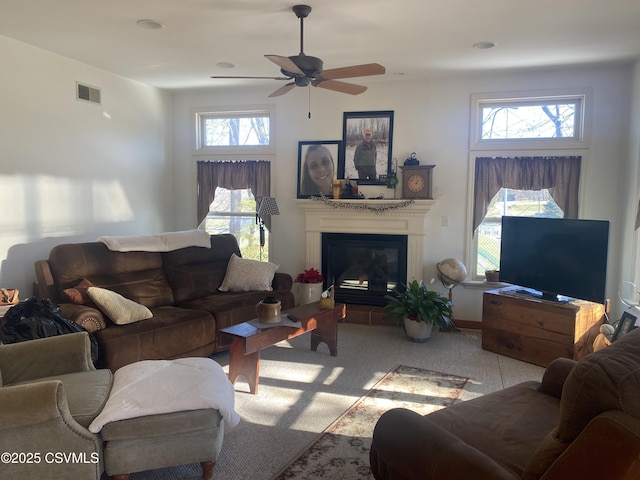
485, 270, 500, 283
298, 282, 323, 305
403, 317, 433, 342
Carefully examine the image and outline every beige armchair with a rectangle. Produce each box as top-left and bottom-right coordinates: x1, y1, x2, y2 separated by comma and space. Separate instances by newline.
0, 333, 111, 480
370, 327, 640, 480
0, 332, 227, 480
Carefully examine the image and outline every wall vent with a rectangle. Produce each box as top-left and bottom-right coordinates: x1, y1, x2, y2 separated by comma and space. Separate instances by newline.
76, 82, 101, 104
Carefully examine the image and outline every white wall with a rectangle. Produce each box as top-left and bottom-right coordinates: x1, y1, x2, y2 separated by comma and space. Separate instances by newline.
1, 32, 633, 323
626, 60, 640, 292
173, 63, 633, 321
0, 35, 174, 296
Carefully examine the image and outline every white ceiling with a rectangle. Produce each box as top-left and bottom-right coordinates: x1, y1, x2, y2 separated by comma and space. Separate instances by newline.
2, 0, 640, 91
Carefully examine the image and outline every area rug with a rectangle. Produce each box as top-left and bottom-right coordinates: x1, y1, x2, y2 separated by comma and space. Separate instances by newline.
270, 365, 469, 480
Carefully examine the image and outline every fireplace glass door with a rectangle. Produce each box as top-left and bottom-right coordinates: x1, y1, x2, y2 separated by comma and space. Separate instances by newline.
322, 233, 407, 306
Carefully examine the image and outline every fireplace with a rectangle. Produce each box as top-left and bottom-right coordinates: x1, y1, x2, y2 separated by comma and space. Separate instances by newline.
296, 198, 435, 306
322, 233, 407, 306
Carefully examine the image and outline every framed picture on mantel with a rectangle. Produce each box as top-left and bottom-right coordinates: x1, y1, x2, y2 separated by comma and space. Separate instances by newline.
297, 140, 341, 198
341, 111, 394, 183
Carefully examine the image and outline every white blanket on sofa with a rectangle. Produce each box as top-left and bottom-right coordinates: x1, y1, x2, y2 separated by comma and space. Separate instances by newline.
88, 357, 240, 433
97, 229, 211, 252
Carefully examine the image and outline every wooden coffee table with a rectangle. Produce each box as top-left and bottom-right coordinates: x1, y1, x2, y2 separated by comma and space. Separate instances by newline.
220, 302, 346, 394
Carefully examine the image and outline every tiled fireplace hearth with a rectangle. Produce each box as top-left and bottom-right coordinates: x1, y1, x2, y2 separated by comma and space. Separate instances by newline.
295, 199, 435, 306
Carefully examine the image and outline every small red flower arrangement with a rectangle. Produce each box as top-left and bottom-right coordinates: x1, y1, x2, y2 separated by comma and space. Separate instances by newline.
295, 268, 324, 284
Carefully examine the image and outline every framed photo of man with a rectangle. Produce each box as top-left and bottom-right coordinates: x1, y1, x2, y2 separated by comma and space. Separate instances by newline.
297, 140, 342, 198
340, 111, 394, 183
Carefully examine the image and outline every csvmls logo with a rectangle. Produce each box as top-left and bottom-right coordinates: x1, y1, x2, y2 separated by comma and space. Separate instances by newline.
46, 452, 100, 464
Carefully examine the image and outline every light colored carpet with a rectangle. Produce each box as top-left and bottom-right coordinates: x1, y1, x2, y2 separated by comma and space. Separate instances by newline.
270, 365, 468, 480
128, 323, 544, 480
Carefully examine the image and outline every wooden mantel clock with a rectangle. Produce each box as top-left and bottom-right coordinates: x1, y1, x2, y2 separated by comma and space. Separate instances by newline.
401, 165, 435, 199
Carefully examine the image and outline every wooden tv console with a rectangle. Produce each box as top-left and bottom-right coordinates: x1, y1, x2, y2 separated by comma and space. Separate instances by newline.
482, 286, 606, 367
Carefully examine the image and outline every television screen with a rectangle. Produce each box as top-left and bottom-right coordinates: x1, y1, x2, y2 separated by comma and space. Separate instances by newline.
499, 216, 609, 304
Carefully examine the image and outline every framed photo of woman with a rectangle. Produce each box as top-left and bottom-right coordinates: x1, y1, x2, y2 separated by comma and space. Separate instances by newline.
612, 311, 638, 341
341, 110, 394, 183
297, 140, 342, 198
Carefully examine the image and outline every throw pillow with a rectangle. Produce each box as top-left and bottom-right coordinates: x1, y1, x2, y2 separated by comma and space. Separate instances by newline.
63, 278, 98, 307
87, 287, 153, 325
218, 253, 279, 292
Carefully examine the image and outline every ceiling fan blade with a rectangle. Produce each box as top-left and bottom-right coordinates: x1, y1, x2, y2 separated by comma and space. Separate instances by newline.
315, 80, 367, 95
265, 55, 304, 75
211, 75, 291, 80
318, 63, 386, 80
268, 82, 296, 98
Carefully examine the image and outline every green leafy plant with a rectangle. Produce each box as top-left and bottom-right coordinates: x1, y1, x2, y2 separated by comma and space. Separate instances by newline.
384, 279, 454, 329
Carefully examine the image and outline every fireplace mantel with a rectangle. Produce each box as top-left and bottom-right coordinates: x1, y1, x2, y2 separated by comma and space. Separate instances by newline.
296, 199, 435, 284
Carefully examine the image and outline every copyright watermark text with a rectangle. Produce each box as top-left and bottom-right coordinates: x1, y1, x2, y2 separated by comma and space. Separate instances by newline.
1, 451, 99, 464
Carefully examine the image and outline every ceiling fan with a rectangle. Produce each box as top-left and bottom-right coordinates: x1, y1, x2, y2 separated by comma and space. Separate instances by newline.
211, 4, 385, 97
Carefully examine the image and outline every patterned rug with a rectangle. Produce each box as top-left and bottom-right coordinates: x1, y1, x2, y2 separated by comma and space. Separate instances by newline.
270, 365, 469, 480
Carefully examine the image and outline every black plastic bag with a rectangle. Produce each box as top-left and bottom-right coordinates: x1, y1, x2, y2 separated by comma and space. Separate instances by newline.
1, 297, 99, 364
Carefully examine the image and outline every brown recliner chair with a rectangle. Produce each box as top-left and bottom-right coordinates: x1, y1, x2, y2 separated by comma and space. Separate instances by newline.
370, 327, 640, 480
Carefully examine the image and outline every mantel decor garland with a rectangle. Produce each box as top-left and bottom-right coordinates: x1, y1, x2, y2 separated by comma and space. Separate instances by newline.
310, 195, 415, 214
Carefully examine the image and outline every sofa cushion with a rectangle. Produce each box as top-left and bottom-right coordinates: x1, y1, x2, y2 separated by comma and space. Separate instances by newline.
427, 381, 560, 477
100, 408, 222, 441
93, 306, 217, 371
63, 278, 98, 308
178, 290, 295, 350
162, 234, 242, 303
11, 370, 113, 429
88, 287, 153, 325
48, 242, 174, 308
557, 327, 640, 441
218, 254, 279, 292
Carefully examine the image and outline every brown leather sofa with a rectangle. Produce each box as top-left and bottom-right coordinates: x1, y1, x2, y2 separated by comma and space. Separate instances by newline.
370, 326, 640, 480
34, 234, 295, 371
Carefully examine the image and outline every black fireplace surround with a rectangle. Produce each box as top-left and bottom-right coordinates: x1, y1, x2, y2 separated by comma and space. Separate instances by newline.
321, 233, 408, 306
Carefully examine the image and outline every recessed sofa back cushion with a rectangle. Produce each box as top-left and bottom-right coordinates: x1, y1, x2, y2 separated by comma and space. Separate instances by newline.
162, 234, 242, 303
49, 242, 174, 308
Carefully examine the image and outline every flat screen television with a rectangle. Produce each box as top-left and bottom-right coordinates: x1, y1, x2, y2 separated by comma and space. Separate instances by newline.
499, 216, 610, 304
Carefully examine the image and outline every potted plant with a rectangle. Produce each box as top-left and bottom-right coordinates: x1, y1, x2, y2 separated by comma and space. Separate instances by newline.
295, 268, 324, 305
384, 279, 454, 342
485, 269, 500, 283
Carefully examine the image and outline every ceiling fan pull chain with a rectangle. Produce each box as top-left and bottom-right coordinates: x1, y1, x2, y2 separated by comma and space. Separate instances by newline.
308, 86, 312, 119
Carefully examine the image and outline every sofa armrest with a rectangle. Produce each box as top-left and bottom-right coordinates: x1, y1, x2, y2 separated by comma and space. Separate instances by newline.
272, 272, 293, 291
370, 408, 517, 480
0, 380, 103, 478
538, 357, 577, 398
0, 332, 95, 385
34, 259, 59, 302
59, 303, 106, 332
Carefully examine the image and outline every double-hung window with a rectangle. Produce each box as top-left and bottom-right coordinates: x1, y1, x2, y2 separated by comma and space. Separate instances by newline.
194, 106, 274, 261
469, 91, 588, 280
202, 187, 264, 261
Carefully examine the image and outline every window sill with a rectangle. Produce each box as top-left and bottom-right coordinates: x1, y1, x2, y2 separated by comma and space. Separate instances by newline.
462, 280, 509, 291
